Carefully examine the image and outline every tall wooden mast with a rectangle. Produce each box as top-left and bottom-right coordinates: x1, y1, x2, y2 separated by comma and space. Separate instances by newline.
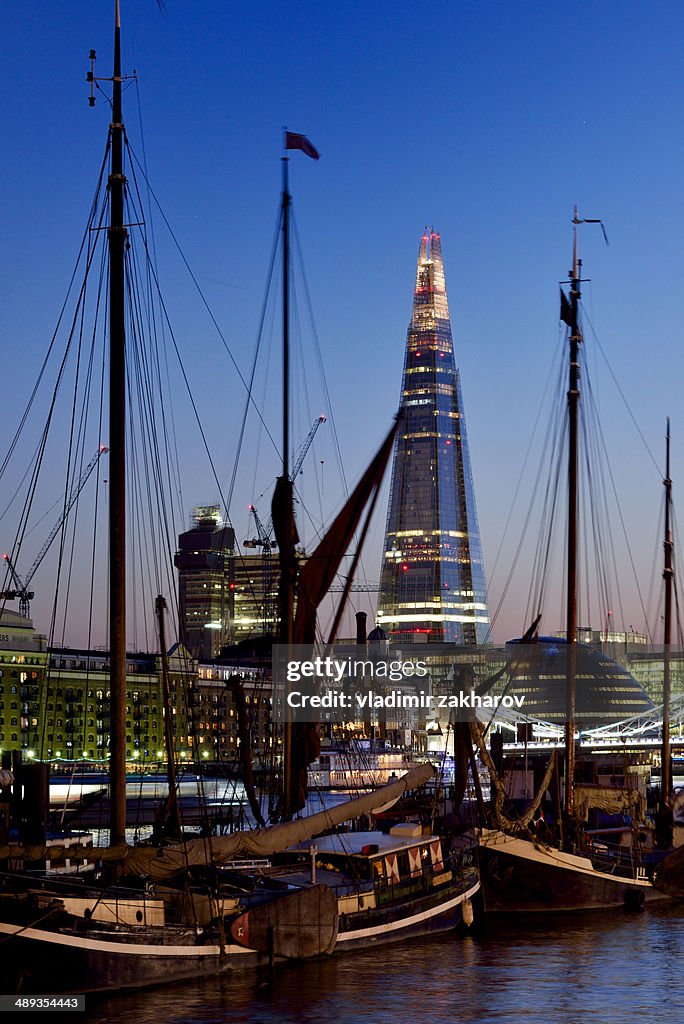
660, 419, 673, 816
108, 0, 128, 846
563, 210, 582, 823
272, 133, 320, 819
278, 153, 294, 647
156, 596, 180, 837
278, 150, 294, 816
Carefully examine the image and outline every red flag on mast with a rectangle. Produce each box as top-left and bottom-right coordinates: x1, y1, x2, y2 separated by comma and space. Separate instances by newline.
285, 131, 320, 160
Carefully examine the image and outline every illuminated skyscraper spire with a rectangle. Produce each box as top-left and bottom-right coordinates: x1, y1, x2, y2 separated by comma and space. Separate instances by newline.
377, 230, 490, 644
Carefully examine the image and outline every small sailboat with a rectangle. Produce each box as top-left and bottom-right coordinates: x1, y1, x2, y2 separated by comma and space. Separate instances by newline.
0, 3, 479, 993
477, 211, 670, 912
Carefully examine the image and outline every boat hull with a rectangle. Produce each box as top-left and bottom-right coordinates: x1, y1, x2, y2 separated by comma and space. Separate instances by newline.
479, 829, 668, 913
1, 923, 257, 992
336, 879, 479, 950
1, 874, 480, 994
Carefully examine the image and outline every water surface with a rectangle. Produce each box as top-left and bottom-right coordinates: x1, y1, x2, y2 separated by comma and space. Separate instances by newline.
84, 902, 684, 1024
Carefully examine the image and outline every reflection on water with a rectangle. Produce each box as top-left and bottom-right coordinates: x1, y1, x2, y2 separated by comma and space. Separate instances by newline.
84, 903, 684, 1024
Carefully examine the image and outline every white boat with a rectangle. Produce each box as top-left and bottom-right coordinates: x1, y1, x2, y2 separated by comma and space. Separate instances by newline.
309, 745, 415, 789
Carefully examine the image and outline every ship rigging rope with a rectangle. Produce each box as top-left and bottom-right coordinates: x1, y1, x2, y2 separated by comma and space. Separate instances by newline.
133, 78, 185, 519
292, 216, 348, 503
126, 200, 188, 604
37, 159, 111, 761
490, 294, 658, 647
484, 331, 565, 638
124, 140, 286, 644
521, 341, 567, 632
526, 375, 567, 629
118, 168, 205, 783
127, 145, 280, 462
579, 376, 617, 633
5, 142, 112, 655
582, 306, 660, 476
240, 209, 339, 561
126, 147, 374, 646
1, 115, 260, 814
293, 215, 379, 610
24, 121, 212, 758
0, 183, 110, 593
54, 201, 112, 655
651, 500, 684, 648
125, 139, 269, 800
229, 205, 281, 512
124, 135, 231, 534
580, 358, 653, 641
671, 504, 684, 645
122, 138, 268, 619
645, 488, 666, 642
0, 143, 111, 499
488, 295, 668, 645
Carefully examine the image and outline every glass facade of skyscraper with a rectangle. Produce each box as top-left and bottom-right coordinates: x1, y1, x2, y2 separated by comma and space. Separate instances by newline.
377, 231, 490, 644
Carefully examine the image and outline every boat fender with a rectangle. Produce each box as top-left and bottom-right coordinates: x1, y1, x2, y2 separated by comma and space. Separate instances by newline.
461, 897, 474, 927
623, 889, 645, 912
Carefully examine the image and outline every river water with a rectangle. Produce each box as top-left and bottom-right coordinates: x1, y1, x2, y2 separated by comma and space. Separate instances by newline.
82, 902, 684, 1024
51, 774, 684, 1021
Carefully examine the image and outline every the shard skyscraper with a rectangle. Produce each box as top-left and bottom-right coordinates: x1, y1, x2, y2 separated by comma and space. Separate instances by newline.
377, 230, 490, 644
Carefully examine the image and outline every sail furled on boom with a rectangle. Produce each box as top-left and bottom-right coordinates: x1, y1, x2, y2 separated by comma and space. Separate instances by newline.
272, 474, 299, 648
293, 417, 399, 644
272, 477, 300, 553
129, 763, 434, 879
2, 763, 435, 881
277, 417, 400, 818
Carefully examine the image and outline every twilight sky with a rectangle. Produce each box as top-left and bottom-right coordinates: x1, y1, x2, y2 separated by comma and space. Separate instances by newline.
1, 1, 683, 648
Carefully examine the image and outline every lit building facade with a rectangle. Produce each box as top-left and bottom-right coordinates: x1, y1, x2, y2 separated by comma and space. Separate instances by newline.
0, 608, 194, 762
377, 230, 490, 643
193, 661, 272, 763
0, 610, 46, 755
174, 506, 235, 659
232, 553, 279, 641
40, 645, 193, 763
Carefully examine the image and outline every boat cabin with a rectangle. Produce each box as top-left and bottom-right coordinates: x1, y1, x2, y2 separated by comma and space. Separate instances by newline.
290, 826, 447, 889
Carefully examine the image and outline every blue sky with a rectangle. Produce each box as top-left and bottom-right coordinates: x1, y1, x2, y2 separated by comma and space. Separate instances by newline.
1, 1, 683, 646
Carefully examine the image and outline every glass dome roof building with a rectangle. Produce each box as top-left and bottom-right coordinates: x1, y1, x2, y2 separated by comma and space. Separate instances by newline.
503, 638, 654, 729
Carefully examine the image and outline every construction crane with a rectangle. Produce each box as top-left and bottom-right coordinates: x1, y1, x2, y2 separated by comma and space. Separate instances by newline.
243, 415, 326, 551
241, 416, 325, 633
329, 581, 380, 592
0, 554, 34, 619
0, 444, 109, 619
291, 414, 326, 481
243, 504, 276, 553
242, 504, 277, 634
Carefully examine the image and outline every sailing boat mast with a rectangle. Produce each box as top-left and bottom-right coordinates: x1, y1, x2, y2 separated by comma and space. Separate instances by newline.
564, 209, 582, 823
108, 0, 128, 846
278, 149, 294, 817
660, 419, 673, 817
274, 131, 320, 657
278, 152, 294, 647
156, 596, 180, 837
